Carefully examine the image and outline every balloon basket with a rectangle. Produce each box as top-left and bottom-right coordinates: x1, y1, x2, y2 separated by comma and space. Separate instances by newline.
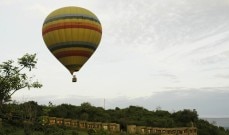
72, 75, 77, 82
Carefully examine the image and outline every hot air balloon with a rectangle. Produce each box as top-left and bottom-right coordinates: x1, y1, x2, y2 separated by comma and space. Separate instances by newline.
42, 6, 102, 82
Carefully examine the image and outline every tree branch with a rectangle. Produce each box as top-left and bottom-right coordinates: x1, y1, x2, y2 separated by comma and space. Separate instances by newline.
9, 85, 27, 97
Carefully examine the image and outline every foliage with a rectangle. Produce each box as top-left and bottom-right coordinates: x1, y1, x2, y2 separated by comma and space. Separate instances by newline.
71, 130, 79, 135
172, 109, 198, 127
1, 101, 229, 135
0, 121, 20, 135
95, 129, 110, 135
24, 122, 34, 135
48, 102, 110, 122
195, 119, 229, 135
0, 54, 42, 109
88, 129, 96, 135
43, 125, 65, 135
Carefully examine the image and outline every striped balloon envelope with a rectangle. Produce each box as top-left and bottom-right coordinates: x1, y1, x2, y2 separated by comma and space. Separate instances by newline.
42, 6, 102, 81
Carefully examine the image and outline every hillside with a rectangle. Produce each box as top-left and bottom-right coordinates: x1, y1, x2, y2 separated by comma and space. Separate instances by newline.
1, 101, 229, 135
203, 118, 229, 128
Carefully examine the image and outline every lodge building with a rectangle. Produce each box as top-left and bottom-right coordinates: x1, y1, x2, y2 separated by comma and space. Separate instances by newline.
41, 116, 197, 135
127, 125, 197, 135
41, 116, 120, 133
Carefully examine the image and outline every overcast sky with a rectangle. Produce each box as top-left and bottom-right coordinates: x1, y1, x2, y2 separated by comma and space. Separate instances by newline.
1, 0, 229, 117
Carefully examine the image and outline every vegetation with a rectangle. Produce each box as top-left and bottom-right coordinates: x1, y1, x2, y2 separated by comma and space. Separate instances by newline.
0, 53, 42, 109
0, 101, 229, 135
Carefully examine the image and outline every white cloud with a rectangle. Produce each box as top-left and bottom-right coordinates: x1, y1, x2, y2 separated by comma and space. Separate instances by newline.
26, 3, 50, 17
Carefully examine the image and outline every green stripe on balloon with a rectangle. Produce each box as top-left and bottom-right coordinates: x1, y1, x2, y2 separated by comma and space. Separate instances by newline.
43, 14, 101, 25
48, 41, 97, 52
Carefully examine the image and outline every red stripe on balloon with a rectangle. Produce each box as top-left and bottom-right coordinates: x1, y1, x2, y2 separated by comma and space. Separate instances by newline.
54, 50, 92, 59
42, 24, 102, 35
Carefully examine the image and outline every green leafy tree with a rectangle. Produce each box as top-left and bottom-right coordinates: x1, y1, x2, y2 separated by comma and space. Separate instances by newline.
172, 109, 198, 126
0, 54, 42, 109
21, 101, 42, 122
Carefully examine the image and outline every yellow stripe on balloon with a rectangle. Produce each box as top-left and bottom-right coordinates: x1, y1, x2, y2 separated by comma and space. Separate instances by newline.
58, 56, 89, 72
43, 29, 101, 47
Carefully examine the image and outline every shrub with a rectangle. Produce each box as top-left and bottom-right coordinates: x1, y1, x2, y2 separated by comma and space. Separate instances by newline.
88, 129, 96, 135
72, 130, 79, 135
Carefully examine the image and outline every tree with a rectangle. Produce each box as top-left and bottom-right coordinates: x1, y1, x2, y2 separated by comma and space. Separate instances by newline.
21, 101, 42, 122
23, 101, 42, 135
0, 53, 42, 109
172, 109, 198, 126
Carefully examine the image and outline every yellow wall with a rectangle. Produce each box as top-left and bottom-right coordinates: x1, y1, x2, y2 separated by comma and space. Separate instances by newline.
41, 116, 197, 135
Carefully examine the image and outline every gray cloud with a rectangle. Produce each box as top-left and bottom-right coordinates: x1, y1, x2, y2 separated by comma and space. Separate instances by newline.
101, 0, 229, 49
25, 87, 229, 118
150, 72, 179, 83
99, 0, 229, 77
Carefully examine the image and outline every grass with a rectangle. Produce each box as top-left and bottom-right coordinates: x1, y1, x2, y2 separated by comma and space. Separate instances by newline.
6, 129, 122, 135
1, 128, 88, 135
1, 123, 122, 135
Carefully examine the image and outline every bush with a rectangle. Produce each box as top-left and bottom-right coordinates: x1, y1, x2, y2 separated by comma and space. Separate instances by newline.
0, 127, 4, 135
88, 129, 96, 135
43, 126, 65, 135
24, 122, 34, 135
96, 129, 110, 135
0, 122, 18, 134
71, 130, 79, 135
